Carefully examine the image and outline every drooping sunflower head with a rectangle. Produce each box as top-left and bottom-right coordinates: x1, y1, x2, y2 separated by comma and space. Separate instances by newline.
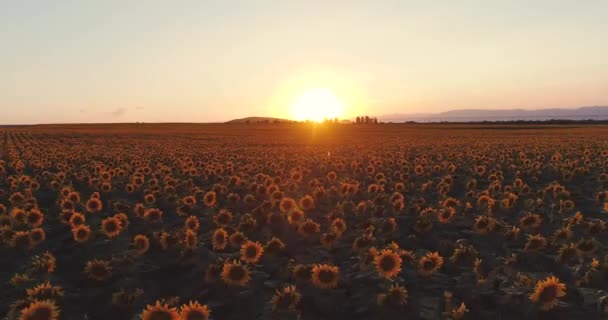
211, 228, 228, 251
18, 299, 60, 320
221, 260, 251, 287
377, 284, 408, 307
265, 237, 286, 254
279, 197, 297, 213
524, 234, 547, 252
519, 213, 542, 230
84, 259, 112, 281
140, 301, 180, 320
529, 276, 566, 310
270, 285, 302, 312
292, 264, 311, 282
213, 209, 233, 227
133, 234, 150, 255
418, 252, 444, 277
179, 301, 211, 320
310, 264, 340, 289
473, 215, 495, 234
28, 228, 46, 246
26, 281, 64, 301
298, 219, 320, 237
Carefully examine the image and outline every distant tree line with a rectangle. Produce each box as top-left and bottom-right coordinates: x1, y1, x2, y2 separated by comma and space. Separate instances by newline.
355, 116, 380, 124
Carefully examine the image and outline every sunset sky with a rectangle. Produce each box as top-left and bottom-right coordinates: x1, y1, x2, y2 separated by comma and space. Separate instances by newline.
1, 1, 607, 124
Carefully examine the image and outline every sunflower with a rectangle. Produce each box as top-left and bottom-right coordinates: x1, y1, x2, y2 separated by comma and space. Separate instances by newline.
179, 301, 210, 320
352, 234, 375, 252
10, 273, 32, 287
133, 235, 150, 255
26, 281, 64, 301
552, 227, 573, 243
143, 208, 163, 223
144, 193, 156, 205
10, 208, 27, 224
184, 216, 200, 232
292, 264, 311, 282
31, 251, 56, 273
311, 264, 340, 289
68, 212, 85, 228
221, 260, 251, 286
72, 225, 91, 243
211, 228, 228, 251
140, 301, 180, 320
85, 198, 103, 213
101, 217, 123, 238
557, 243, 580, 264
299, 195, 315, 211
418, 252, 444, 277
374, 249, 403, 279
437, 208, 456, 224
519, 213, 542, 231
229, 231, 247, 248
377, 284, 408, 307
203, 191, 216, 207
279, 197, 298, 213
529, 276, 566, 310
298, 219, 320, 237
270, 285, 302, 311
18, 299, 59, 320
10, 231, 31, 249
240, 240, 264, 264
331, 218, 347, 235
449, 302, 469, 319
213, 209, 233, 227
84, 259, 112, 281
472, 215, 495, 234
265, 237, 285, 254
524, 234, 547, 252
183, 229, 199, 250
26, 209, 44, 227
29, 228, 46, 246
577, 238, 598, 255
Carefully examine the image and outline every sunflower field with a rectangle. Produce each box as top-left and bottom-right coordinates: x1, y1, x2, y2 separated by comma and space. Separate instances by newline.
1, 123, 608, 319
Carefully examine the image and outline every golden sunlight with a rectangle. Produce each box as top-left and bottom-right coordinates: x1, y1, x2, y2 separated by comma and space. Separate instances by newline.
291, 88, 345, 122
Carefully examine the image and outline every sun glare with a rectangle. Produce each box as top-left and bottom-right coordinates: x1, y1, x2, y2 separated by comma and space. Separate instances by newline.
291, 88, 345, 122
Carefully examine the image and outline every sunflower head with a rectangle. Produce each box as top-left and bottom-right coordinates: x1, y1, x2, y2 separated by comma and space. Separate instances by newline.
240, 240, 264, 264
377, 284, 408, 307
374, 249, 403, 279
311, 264, 340, 289
179, 301, 211, 320
84, 259, 112, 281
221, 260, 251, 286
211, 228, 228, 251
529, 276, 566, 310
270, 285, 302, 312
101, 217, 123, 238
18, 299, 60, 320
418, 252, 444, 277
133, 234, 150, 255
140, 301, 180, 320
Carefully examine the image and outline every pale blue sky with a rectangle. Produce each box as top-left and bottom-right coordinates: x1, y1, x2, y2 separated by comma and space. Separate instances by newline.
1, 1, 607, 123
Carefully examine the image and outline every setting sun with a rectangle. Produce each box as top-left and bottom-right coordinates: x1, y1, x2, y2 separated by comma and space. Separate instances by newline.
291, 88, 345, 122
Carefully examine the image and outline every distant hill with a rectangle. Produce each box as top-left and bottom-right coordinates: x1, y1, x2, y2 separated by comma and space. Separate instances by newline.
225, 117, 294, 124
378, 106, 608, 122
